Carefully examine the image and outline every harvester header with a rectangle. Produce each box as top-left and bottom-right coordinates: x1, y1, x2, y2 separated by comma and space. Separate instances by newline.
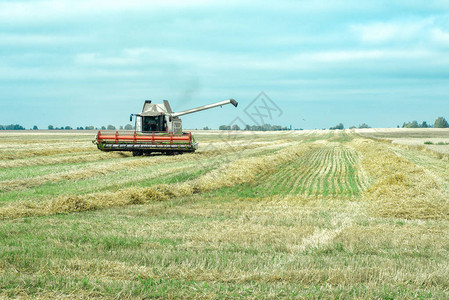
94, 98, 238, 156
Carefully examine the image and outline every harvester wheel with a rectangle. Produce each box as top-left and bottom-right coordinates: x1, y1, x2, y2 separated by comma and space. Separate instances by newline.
168, 151, 182, 155
132, 150, 143, 157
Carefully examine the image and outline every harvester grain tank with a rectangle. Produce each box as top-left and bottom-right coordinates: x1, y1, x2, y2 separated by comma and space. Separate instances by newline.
94, 99, 238, 155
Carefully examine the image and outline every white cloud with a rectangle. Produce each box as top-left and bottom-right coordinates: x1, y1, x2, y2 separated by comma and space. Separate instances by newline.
0, 34, 88, 46
0, 0, 234, 24
71, 47, 436, 76
0, 65, 142, 80
350, 19, 432, 44
431, 28, 449, 45
75, 53, 139, 66
350, 16, 449, 52
308, 49, 431, 61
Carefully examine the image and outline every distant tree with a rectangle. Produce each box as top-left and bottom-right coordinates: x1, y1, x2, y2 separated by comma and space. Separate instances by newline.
65, 126, 72, 130
107, 125, 116, 130
402, 121, 419, 128
0, 125, 4, 130
101, 126, 106, 130
358, 123, 371, 129
3, 124, 25, 130
33, 125, 38, 130
48, 125, 54, 130
202, 126, 210, 130
434, 117, 449, 128
421, 121, 429, 128
119, 125, 124, 130
219, 125, 231, 130
77, 127, 84, 130
233, 124, 290, 131
330, 123, 344, 130
85, 125, 95, 130
410, 121, 419, 128
124, 124, 133, 130
349, 126, 356, 129
251, 125, 260, 131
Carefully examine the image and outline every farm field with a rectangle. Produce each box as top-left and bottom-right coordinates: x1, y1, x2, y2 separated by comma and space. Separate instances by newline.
356, 128, 449, 154
1, 129, 449, 298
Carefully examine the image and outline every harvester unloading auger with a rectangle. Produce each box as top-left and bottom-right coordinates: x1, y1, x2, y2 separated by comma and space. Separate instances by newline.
94, 99, 238, 156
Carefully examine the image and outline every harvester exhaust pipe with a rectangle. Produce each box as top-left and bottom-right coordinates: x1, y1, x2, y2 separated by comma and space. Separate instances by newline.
172, 99, 238, 117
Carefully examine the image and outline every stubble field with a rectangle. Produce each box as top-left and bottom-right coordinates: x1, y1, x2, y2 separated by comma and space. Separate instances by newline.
1, 129, 449, 299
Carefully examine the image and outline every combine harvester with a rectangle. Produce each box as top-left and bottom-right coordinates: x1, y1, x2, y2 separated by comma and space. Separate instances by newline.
94, 99, 238, 156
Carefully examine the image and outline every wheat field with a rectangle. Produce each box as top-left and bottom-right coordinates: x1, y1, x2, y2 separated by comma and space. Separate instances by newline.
1, 129, 449, 298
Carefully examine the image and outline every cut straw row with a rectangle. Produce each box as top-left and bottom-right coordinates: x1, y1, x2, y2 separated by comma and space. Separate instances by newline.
352, 139, 449, 220
0, 142, 310, 220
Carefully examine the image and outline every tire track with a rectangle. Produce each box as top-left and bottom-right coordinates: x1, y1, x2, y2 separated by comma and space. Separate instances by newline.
257, 143, 369, 197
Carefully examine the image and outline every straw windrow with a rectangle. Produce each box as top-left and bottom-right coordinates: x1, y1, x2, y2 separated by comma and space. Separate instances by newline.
352, 139, 449, 220
0, 142, 310, 219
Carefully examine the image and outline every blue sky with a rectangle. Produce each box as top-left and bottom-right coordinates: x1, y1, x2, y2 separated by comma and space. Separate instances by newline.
1, 0, 449, 129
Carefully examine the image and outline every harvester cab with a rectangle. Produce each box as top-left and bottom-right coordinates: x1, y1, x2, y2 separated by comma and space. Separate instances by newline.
94, 99, 238, 156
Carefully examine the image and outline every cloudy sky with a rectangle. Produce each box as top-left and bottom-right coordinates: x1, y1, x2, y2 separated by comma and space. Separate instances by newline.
1, 0, 449, 129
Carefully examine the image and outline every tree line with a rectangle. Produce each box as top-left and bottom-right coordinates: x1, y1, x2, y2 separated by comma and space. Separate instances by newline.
0, 124, 26, 130
217, 124, 291, 131
328, 123, 371, 130
2, 117, 449, 131
0, 124, 135, 130
401, 117, 449, 128
327, 116, 449, 130
49, 124, 134, 130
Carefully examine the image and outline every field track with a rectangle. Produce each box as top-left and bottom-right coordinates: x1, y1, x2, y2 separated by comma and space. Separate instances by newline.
258, 142, 369, 197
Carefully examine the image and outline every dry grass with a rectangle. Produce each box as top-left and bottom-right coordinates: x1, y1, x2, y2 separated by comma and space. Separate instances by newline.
0, 154, 186, 192
0, 142, 308, 219
0, 145, 96, 160
2, 130, 449, 298
0, 139, 281, 192
0, 151, 130, 169
390, 147, 449, 185
3, 193, 448, 298
352, 139, 449, 220
356, 127, 449, 156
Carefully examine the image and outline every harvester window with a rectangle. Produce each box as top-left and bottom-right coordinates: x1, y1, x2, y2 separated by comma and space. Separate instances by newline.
142, 116, 167, 132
